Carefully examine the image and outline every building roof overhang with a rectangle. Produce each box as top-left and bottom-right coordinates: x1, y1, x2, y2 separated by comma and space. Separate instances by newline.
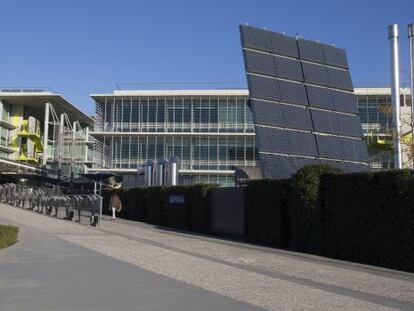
90, 89, 250, 103
0, 91, 93, 126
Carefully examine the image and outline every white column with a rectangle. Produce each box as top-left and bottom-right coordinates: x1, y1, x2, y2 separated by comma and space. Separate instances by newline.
85, 126, 89, 163
0, 100, 4, 122
72, 121, 77, 178
42, 102, 50, 166
388, 24, 402, 169
58, 113, 65, 174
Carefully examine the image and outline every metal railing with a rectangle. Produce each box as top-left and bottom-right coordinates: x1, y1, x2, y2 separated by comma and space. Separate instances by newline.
0, 184, 103, 227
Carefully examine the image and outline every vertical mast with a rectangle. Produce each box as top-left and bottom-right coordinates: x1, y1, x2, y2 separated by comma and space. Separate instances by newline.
388, 24, 402, 169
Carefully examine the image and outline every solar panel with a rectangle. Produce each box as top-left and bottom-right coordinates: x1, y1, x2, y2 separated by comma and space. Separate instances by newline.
331, 90, 358, 114
323, 45, 348, 69
302, 62, 330, 86
239, 25, 272, 52
240, 25, 369, 179
270, 32, 299, 58
340, 138, 356, 161
297, 39, 325, 63
337, 114, 363, 137
327, 67, 353, 91
316, 135, 343, 159
319, 159, 348, 171
255, 127, 290, 154
284, 105, 313, 130
278, 80, 308, 106
274, 56, 303, 82
330, 112, 341, 134
260, 154, 295, 179
244, 50, 276, 77
288, 131, 318, 156
293, 157, 320, 171
306, 85, 333, 110
353, 139, 369, 162
251, 99, 285, 127
311, 109, 335, 134
247, 75, 281, 102
346, 162, 370, 173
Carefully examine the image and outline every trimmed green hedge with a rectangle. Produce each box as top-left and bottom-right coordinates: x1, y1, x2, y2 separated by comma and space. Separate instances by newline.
245, 165, 414, 272
245, 179, 290, 248
98, 165, 414, 272
322, 170, 414, 272
288, 165, 342, 254
102, 184, 215, 232
0, 225, 18, 249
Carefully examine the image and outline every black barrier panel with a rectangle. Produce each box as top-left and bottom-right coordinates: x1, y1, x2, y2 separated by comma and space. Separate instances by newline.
323, 44, 349, 69
306, 85, 334, 110
244, 50, 276, 77
274, 56, 303, 82
240, 25, 272, 52
284, 105, 313, 131
255, 127, 290, 154
288, 131, 318, 156
302, 62, 330, 86
278, 80, 308, 106
297, 39, 325, 63
251, 99, 285, 127
270, 32, 299, 58
209, 187, 245, 236
248, 75, 281, 102
260, 154, 295, 179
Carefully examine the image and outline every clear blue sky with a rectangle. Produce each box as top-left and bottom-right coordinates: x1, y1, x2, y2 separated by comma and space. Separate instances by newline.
0, 0, 413, 115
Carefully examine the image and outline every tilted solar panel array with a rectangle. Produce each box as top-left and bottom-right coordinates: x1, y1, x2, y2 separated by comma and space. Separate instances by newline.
240, 25, 369, 179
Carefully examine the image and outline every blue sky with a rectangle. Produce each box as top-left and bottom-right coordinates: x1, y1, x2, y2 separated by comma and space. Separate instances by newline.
0, 0, 413, 115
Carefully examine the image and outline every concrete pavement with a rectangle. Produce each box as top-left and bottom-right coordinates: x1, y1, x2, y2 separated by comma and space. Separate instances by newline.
0, 203, 413, 310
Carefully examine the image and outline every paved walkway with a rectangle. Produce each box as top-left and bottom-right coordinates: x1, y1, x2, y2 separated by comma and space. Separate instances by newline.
0, 204, 413, 311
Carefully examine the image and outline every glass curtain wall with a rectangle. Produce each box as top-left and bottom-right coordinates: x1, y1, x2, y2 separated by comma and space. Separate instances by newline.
357, 94, 393, 169
106, 135, 256, 170
96, 96, 254, 134
94, 95, 257, 186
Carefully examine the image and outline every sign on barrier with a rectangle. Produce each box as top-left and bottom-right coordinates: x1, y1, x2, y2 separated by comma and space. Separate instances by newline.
169, 195, 185, 205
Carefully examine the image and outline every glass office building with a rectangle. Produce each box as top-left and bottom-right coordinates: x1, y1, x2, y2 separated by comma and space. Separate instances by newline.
91, 90, 257, 187
0, 89, 95, 178
90, 87, 412, 187
355, 87, 412, 170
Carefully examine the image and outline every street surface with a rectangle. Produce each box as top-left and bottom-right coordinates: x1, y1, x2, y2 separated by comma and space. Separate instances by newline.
0, 203, 413, 310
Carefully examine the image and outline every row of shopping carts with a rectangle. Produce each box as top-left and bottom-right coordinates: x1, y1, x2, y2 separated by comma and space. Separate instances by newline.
0, 183, 103, 226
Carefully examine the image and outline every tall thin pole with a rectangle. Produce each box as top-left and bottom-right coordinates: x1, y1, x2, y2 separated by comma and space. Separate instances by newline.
388, 24, 402, 169
408, 23, 414, 143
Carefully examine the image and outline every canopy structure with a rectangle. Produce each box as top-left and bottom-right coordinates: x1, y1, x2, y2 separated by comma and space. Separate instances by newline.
81, 172, 122, 195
